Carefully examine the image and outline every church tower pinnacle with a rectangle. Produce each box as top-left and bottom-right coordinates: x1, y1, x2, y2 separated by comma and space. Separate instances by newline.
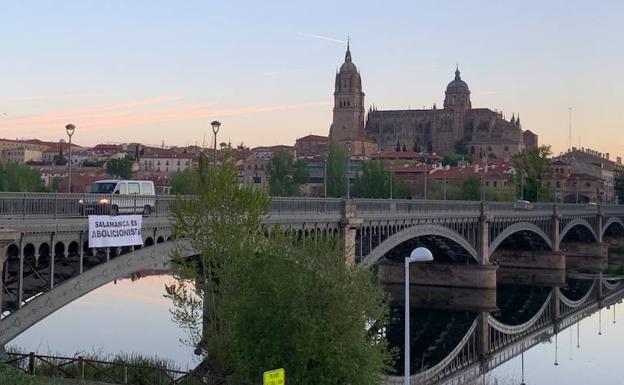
329, 40, 366, 142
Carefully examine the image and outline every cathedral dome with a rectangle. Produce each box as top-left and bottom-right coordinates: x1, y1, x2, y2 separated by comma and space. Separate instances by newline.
339, 42, 358, 73
340, 61, 358, 73
446, 68, 469, 92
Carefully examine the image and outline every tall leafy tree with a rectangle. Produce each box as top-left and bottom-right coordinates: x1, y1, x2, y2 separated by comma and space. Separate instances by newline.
326, 141, 347, 197
224, 233, 394, 385
352, 160, 409, 199
169, 168, 202, 195
513, 145, 552, 202
106, 157, 133, 179
166, 163, 270, 376
266, 152, 309, 196
165, 162, 394, 384
615, 175, 624, 204
0, 163, 48, 192
458, 176, 481, 201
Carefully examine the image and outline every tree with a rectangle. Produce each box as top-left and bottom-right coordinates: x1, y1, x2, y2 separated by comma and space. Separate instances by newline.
165, 162, 394, 384
224, 234, 394, 385
166, 163, 271, 376
615, 175, 624, 204
169, 168, 202, 195
0, 163, 48, 192
442, 153, 468, 167
326, 141, 347, 197
106, 158, 133, 179
513, 145, 552, 202
352, 160, 409, 199
458, 176, 481, 201
266, 152, 309, 196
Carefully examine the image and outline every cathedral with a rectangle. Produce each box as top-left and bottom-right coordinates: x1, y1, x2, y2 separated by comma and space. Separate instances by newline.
329, 44, 538, 159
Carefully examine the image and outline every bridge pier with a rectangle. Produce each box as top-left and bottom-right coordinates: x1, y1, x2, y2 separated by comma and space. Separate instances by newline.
341, 200, 362, 266
384, 283, 497, 312
492, 250, 566, 270
479, 203, 490, 265
563, 242, 608, 271
0, 228, 19, 359
477, 311, 490, 359
378, 261, 497, 289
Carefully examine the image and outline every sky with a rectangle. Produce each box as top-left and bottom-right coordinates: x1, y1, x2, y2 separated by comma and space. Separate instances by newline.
1, 1, 623, 157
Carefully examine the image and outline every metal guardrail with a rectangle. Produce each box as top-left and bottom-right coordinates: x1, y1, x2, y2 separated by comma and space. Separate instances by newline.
0, 193, 620, 220
354, 199, 482, 214
5, 351, 258, 385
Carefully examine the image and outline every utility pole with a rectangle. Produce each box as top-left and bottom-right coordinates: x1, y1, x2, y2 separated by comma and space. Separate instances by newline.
568, 107, 572, 151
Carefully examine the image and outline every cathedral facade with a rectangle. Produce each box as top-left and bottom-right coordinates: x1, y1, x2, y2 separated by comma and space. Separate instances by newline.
329, 45, 537, 160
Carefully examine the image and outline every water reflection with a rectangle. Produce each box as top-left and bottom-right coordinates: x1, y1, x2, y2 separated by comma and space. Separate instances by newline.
9, 274, 197, 369
8, 268, 624, 385
384, 274, 624, 385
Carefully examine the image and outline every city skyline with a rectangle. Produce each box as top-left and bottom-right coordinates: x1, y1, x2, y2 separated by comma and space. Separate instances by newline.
1, 1, 623, 157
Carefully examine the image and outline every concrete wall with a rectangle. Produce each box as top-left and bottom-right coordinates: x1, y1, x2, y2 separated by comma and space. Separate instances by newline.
384, 283, 496, 312
378, 261, 497, 289
491, 250, 565, 270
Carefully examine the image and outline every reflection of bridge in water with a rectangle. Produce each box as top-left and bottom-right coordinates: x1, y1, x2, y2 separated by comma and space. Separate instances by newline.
382, 277, 624, 385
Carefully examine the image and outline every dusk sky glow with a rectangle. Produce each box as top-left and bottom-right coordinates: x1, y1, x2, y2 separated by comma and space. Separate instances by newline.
1, 1, 623, 156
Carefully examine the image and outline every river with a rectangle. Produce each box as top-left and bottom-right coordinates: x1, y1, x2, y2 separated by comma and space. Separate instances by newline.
9, 274, 624, 384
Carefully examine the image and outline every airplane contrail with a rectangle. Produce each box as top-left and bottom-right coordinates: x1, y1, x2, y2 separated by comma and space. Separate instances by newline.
298, 32, 346, 44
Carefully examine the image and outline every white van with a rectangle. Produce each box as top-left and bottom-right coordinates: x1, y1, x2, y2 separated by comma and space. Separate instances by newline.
80, 180, 156, 216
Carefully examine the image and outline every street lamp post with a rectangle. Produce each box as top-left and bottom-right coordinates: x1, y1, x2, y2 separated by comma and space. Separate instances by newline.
323, 153, 328, 197
443, 165, 449, 201
210, 120, 221, 166
404, 247, 434, 385
346, 141, 352, 199
65, 124, 75, 193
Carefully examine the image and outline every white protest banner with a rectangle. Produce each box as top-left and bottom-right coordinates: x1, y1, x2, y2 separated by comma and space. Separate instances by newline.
88, 215, 143, 248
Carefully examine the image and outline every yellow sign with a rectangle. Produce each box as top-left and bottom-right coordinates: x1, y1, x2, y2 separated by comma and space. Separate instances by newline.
263, 368, 285, 385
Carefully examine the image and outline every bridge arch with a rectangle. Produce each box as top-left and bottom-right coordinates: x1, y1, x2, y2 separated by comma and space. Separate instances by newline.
362, 224, 479, 266
602, 217, 624, 239
489, 223, 553, 257
0, 240, 193, 345
560, 218, 598, 243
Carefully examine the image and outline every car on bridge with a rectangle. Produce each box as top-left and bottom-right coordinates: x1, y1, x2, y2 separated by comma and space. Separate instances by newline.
513, 200, 533, 211
79, 180, 156, 216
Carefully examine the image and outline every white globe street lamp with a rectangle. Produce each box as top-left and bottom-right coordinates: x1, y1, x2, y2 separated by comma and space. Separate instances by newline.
65, 124, 75, 193
404, 247, 433, 385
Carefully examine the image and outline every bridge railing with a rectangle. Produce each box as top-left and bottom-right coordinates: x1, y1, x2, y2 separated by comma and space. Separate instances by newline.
354, 199, 482, 215
268, 197, 343, 215
0, 193, 345, 219
0, 193, 178, 219
0, 192, 620, 220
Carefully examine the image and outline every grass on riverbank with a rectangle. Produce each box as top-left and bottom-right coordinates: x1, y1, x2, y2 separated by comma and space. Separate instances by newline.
5, 348, 189, 385
0, 363, 66, 384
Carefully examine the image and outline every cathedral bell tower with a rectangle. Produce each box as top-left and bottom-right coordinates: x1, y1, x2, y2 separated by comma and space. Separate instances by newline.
329, 41, 366, 142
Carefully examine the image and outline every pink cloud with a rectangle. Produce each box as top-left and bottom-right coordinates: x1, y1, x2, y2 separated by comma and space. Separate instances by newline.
0, 97, 330, 138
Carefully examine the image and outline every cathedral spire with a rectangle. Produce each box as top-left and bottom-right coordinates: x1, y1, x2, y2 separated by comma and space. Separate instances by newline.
345, 36, 352, 63
455, 66, 461, 80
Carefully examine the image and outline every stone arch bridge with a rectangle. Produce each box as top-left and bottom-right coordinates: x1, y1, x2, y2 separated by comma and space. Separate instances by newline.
1, 193, 624, 348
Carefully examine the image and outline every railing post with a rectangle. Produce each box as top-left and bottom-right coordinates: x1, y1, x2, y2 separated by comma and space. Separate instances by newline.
78, 356, 85, 379
122, 362, 128, 384
28, 352, 36, 375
